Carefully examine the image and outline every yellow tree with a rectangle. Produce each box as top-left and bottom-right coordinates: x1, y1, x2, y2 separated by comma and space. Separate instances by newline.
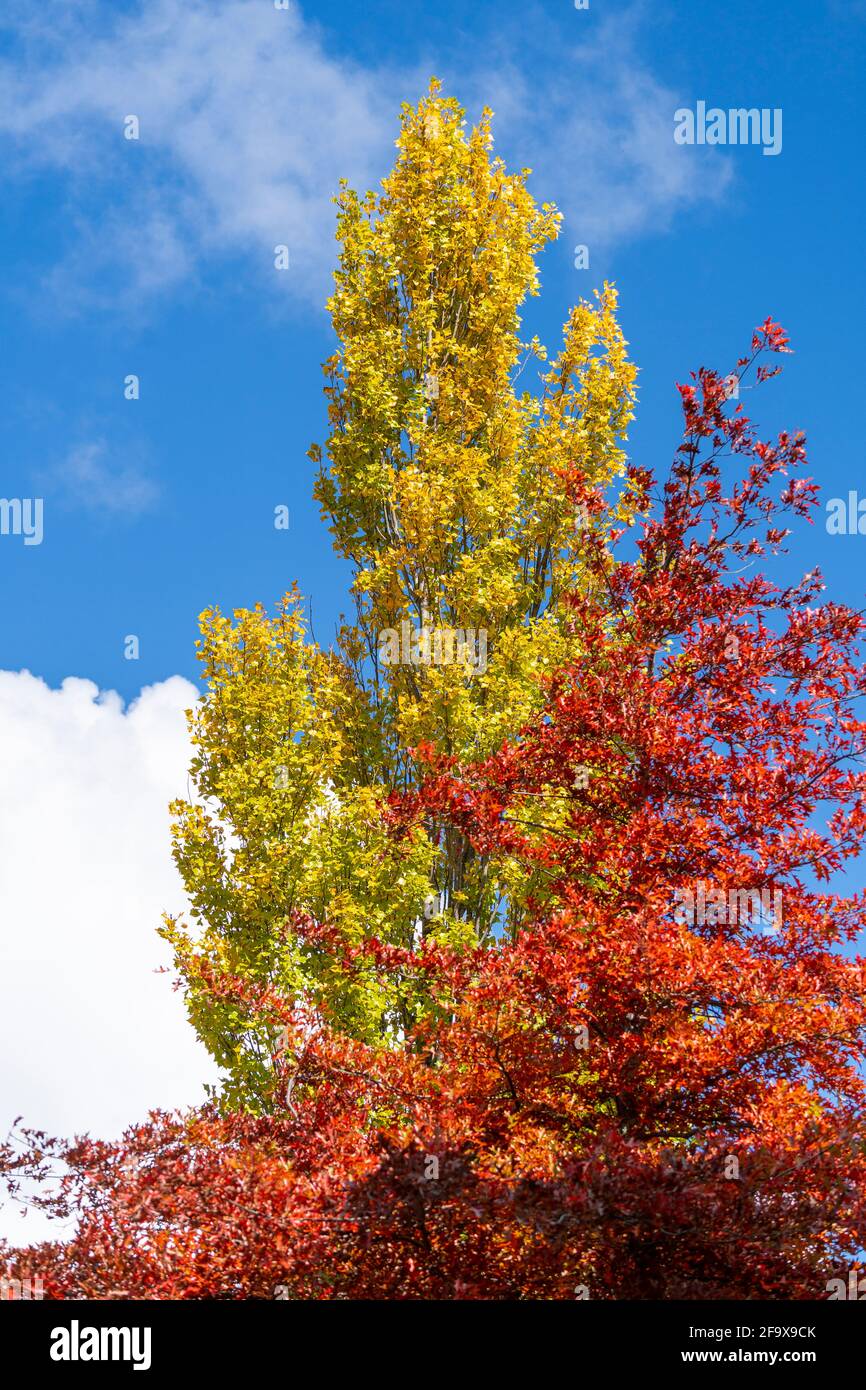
163, 82, 637, 1107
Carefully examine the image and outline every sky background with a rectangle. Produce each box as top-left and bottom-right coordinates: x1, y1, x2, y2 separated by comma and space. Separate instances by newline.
1, 0, 865, 1240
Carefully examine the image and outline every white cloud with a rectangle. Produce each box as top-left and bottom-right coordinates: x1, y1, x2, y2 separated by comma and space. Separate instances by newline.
0, 0, 732, 313
0, 0, 398, 310
0, 670, 218, 1245
458, 11, 733, 254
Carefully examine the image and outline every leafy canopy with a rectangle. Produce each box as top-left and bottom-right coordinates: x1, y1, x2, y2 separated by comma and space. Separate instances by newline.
163, 81, 636, 1103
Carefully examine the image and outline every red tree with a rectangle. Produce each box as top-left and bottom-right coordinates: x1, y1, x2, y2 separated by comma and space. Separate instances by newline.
4, 322, 866, 1300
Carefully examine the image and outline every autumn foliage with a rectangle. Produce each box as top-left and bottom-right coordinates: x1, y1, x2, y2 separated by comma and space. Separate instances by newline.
4, 316, 866, 1300
161, 85, 637, 1099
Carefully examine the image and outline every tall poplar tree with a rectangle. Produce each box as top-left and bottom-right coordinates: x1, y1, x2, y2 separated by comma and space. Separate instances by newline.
163, 82, 637, 1106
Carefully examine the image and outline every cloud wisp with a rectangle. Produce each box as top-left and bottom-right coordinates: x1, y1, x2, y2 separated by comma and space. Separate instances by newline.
0, 0, 733, 313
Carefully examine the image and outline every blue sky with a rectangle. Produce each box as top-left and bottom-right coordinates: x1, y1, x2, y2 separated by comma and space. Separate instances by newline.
1, 1, 866, 1207
1, 0, 864, 696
